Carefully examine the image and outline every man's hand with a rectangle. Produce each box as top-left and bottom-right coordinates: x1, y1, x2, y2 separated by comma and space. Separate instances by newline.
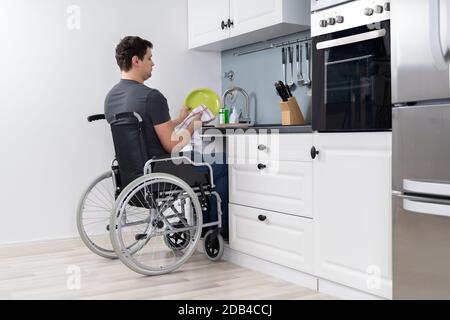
179, 105, 190, 121
189, 113, 203, 132
172, 105, 191, 127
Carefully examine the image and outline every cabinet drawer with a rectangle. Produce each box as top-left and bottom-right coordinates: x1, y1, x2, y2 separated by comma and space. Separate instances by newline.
229, 159, 313, 218
229, 204, 313, 273
227, 133, 313, 162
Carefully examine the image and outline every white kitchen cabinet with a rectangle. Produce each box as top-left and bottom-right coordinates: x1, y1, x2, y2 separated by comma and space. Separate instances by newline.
188, 0, 230, 48
229, 0, 282, 37
229, 159, 313, 218
188, 0, 310, 51
312, 132, 392, 299
229, 203, 313, 273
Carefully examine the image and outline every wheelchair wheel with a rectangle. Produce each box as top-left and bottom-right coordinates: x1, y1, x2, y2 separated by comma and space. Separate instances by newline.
203, 229, 224, 261
163, 219, 191, 251
77, 171, 117, 259
110, 173, 203, 276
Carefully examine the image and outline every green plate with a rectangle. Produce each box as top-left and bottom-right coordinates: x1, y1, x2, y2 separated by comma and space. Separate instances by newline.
183, 88, 221, 116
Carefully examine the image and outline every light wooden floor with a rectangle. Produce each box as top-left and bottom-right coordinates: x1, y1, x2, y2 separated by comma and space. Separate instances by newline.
0, 238, 336, 300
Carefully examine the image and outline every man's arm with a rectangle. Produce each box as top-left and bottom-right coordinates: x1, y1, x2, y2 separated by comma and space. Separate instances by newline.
154, 114, 202, 154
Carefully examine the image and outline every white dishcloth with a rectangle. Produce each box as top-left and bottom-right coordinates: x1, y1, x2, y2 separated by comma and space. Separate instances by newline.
175, 104, 215, 147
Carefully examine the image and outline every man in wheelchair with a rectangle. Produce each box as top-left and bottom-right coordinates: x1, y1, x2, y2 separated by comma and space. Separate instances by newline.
104, 35, 228, 243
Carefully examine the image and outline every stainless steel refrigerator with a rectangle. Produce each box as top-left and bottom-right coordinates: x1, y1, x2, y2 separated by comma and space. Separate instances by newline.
391, 0, 450, 299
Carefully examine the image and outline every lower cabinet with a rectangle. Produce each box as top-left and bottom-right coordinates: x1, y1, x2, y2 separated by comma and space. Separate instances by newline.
229, 203, 313, 274
226, 132, 392, 299
312, 132, 392, 299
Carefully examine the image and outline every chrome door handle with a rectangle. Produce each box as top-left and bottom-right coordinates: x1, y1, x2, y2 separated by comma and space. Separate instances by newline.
403, 179, 450, 197
403, 198, 450, 218
429, 0, 449, 70
316, 29, 386, 50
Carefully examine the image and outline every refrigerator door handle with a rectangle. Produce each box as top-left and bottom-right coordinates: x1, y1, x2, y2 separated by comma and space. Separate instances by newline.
403, 198, 450, 218
404, 179, 450, 197
429, 0, 449, 71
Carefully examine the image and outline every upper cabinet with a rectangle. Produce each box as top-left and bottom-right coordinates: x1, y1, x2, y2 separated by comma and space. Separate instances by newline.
188, 0, 311, 51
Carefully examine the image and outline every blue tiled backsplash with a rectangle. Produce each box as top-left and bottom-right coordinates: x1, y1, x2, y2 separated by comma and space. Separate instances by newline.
221, 30, 312, 125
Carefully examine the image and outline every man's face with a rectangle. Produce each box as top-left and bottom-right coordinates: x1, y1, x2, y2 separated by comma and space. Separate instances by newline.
137, 47, 154, 80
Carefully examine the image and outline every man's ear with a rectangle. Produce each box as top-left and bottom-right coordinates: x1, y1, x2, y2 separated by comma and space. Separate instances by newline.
132, 55, 140, 67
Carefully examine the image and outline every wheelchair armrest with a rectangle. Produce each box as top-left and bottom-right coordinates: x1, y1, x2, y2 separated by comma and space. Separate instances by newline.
144, 155, 215, 189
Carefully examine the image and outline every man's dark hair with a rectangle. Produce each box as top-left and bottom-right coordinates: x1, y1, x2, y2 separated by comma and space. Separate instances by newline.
115, 36, 153, 72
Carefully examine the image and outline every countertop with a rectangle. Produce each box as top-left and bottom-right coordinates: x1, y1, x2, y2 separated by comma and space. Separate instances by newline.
200, 124, 313, 136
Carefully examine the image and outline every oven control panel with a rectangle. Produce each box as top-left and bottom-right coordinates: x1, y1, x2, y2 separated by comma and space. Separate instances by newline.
312, 0, 391, 37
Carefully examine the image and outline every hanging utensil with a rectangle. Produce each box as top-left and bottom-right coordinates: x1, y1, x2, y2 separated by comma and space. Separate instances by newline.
282, 47, 287, 87
287, 45, 296, 91
297, 43, 306, 86
305, 42, 312, 96
304, 42, 311, 87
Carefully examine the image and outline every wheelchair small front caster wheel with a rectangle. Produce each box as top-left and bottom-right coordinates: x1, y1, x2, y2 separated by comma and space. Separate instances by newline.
203, 229, 224, 261
163, 222, 191, 251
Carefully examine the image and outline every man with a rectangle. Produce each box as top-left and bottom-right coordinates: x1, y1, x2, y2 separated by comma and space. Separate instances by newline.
104, 36, 228, 239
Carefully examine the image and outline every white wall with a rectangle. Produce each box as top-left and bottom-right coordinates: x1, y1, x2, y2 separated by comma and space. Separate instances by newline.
0, 0, 221, 244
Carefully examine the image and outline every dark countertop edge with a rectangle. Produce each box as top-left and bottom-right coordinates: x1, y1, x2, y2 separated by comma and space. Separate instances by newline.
200, 125, 313, 136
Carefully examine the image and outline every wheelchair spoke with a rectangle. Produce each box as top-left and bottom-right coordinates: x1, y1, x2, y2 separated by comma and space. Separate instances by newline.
85, 193, 112, 211
100, 179, 115, 201
84, 199, 112, 211
95, 182, 113, 207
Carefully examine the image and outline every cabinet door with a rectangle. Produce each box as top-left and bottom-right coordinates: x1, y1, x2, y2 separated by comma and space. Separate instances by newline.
229, 159, 313, 218
229, 203, 313, 273
229, 0, 282, 37
188, 0, 230, 48
312, 132, 392, 299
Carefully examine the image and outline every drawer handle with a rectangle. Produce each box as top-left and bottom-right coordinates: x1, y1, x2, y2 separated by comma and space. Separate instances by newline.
257, 144, 267, 151
311, 146, 320, 159
257, 163, 267, 170
258, 215, 267, 222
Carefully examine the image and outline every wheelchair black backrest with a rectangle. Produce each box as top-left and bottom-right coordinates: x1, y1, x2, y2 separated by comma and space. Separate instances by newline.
110, 112, 149, 189
109, 112, 211, 192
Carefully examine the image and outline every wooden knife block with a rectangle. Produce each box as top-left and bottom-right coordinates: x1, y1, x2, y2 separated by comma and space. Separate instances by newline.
279, 97, 305, 126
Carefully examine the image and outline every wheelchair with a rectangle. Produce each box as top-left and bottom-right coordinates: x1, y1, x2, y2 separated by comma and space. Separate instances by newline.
77, 112, 224, 276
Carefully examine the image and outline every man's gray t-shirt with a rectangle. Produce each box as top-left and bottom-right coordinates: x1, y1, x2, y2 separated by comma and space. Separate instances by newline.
104, 79, 171, 157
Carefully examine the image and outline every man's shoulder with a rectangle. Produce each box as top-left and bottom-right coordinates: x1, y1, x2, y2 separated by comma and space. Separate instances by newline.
146, 88, 166, 101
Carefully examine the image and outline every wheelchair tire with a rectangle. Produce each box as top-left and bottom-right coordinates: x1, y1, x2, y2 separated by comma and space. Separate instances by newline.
77, 171, 117, 259
163, 219, 191, 251
110, 173, 203, 276
203, 229, 224, 262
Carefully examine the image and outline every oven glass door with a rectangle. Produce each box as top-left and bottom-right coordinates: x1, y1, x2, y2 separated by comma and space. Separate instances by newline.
312, 21, 391, 132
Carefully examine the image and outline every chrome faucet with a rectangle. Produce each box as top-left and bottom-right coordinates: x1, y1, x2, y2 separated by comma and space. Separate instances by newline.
222, 86, 251, 124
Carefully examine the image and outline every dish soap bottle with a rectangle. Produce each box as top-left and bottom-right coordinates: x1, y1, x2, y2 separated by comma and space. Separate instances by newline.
229, 107, 238, 124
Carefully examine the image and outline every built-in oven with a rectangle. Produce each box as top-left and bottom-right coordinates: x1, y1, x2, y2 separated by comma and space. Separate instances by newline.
311, 0, 392, 132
